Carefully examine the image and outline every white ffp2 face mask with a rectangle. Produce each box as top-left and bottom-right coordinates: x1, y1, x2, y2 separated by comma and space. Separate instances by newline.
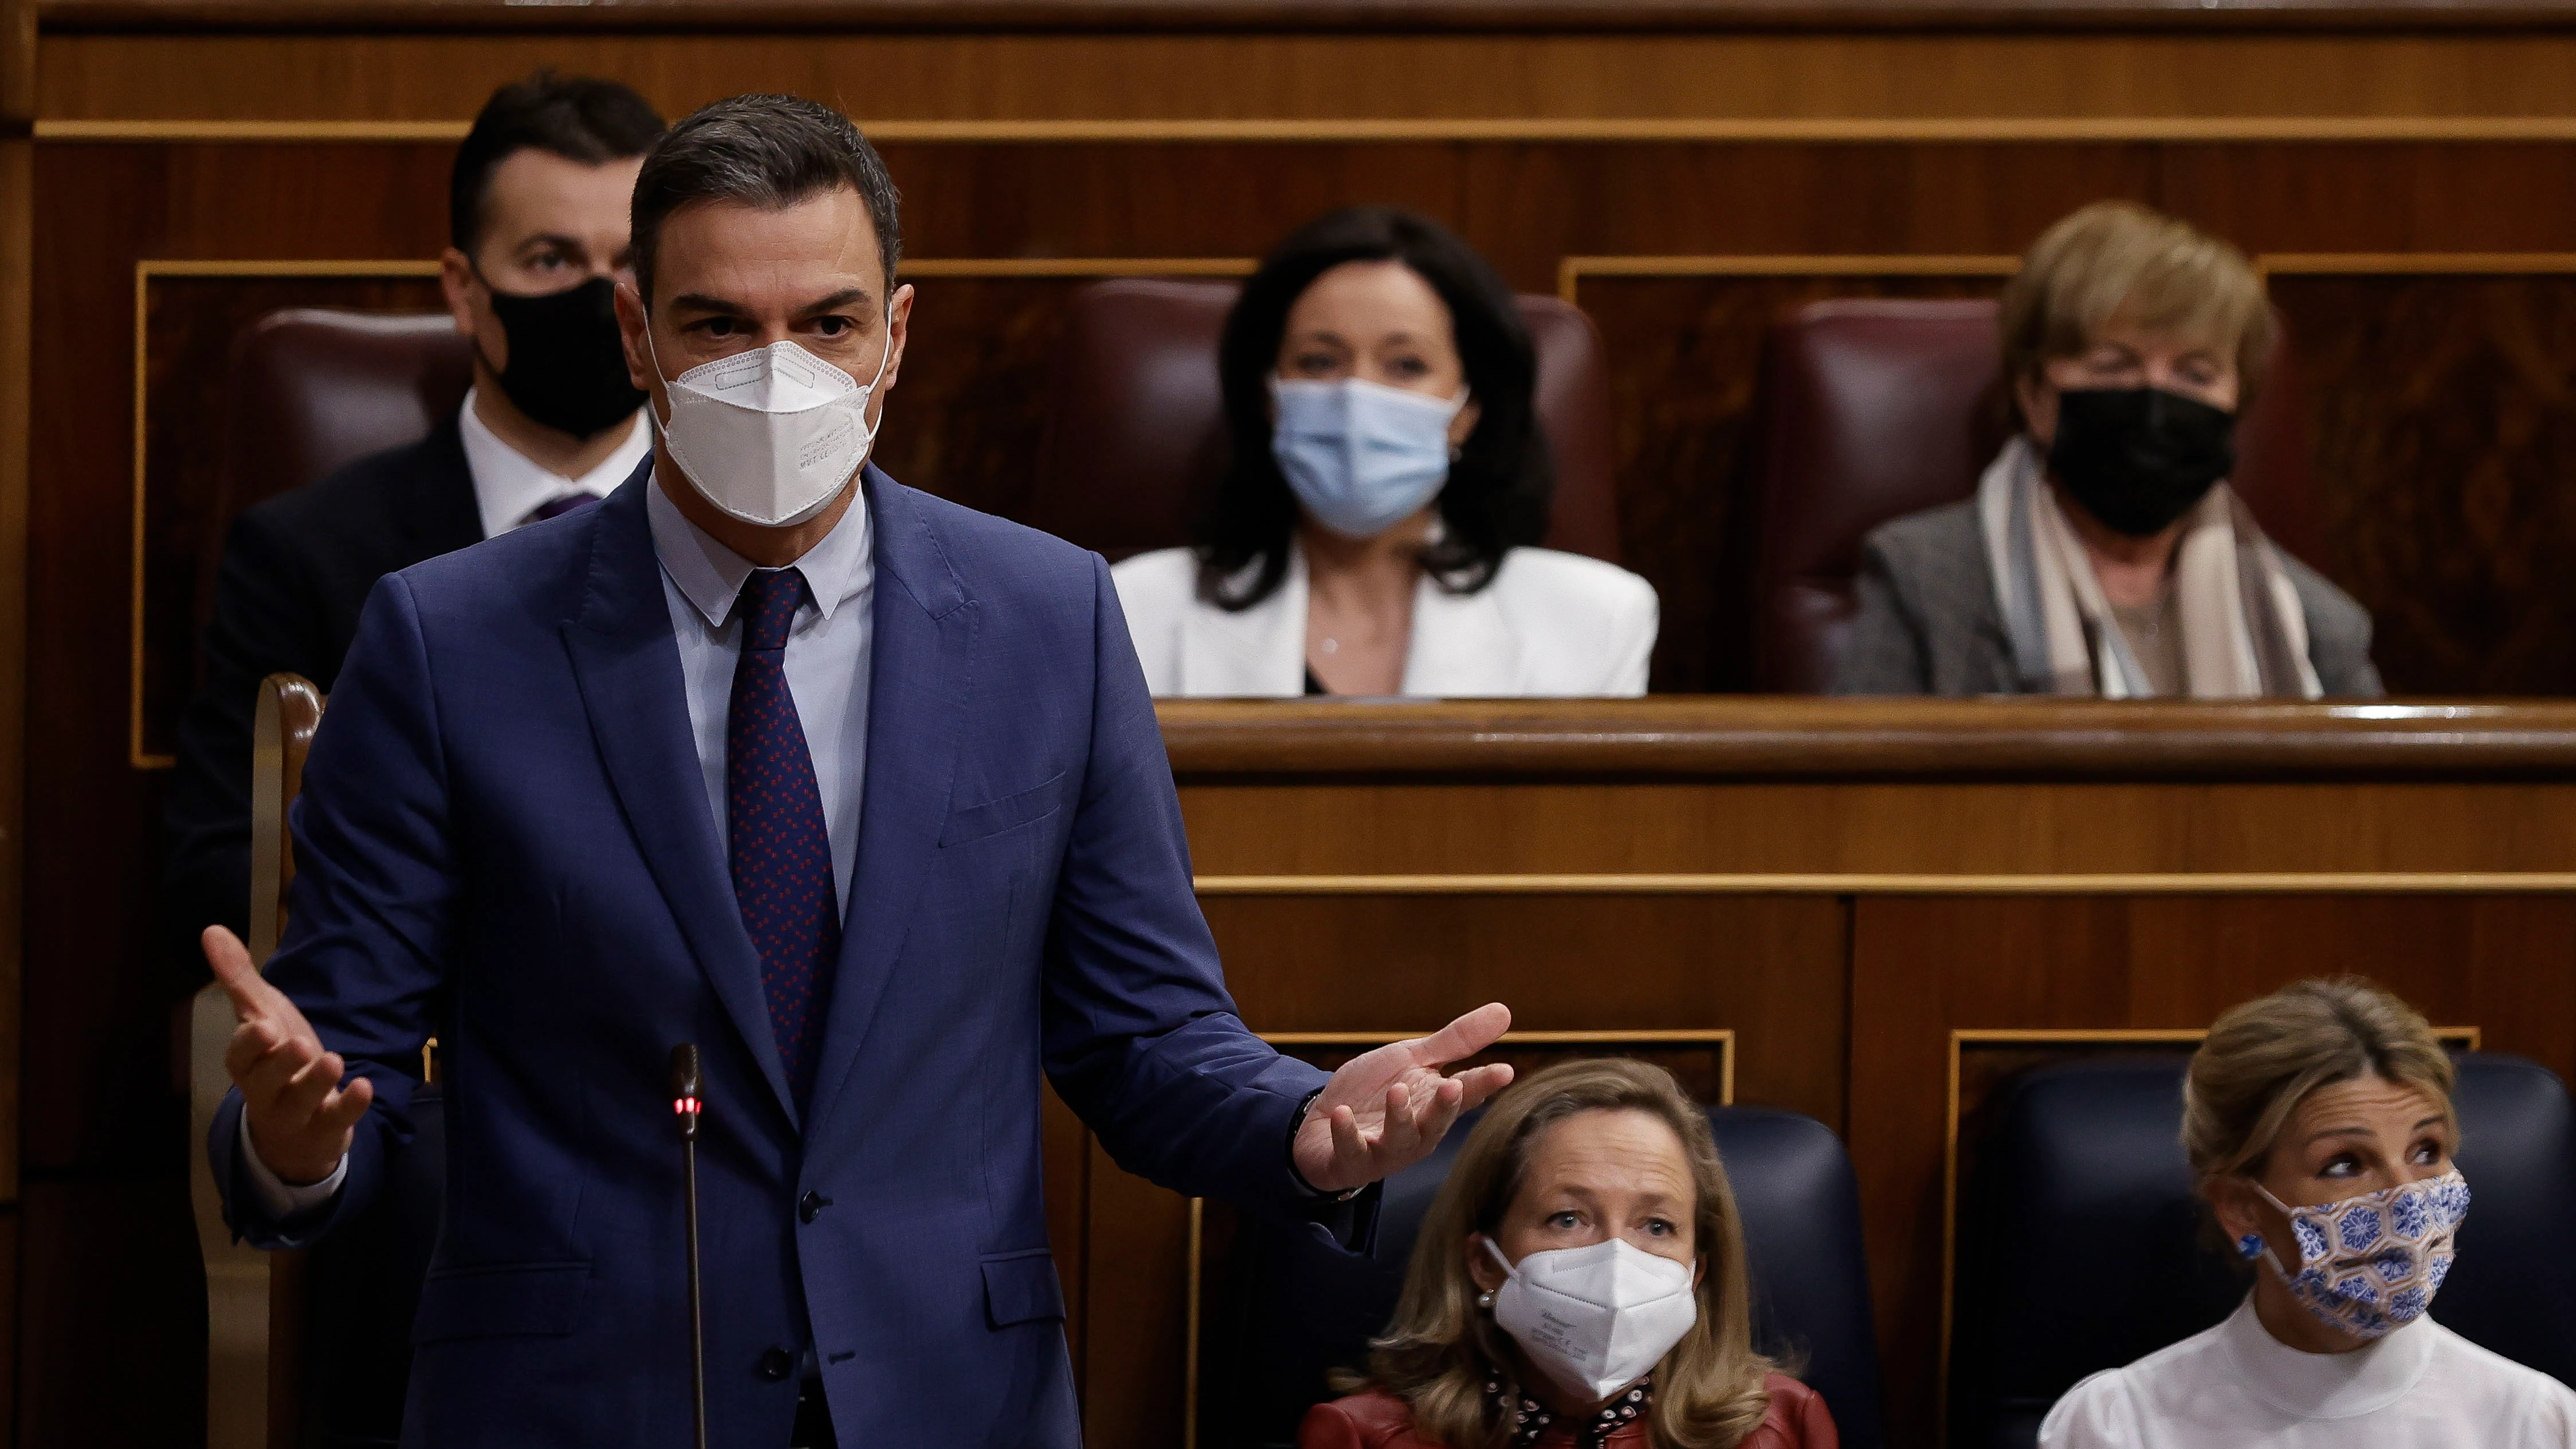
647, 309, 893, 528
1485, 1236, 1698, 1405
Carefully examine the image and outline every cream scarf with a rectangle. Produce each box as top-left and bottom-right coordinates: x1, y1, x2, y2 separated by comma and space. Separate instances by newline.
1977, 435, 2320, 698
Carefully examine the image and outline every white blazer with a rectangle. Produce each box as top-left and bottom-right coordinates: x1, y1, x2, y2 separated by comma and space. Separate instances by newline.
1110, 543, 1658, 697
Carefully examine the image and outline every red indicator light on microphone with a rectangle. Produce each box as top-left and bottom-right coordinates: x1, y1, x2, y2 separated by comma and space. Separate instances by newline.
674, 1096, 701, 1116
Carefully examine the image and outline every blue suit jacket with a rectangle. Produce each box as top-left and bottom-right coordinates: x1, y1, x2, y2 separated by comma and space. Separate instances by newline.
211, 464, 1340, 1447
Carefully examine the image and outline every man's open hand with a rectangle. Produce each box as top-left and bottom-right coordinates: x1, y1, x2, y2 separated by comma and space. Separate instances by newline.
207, 925, 370, 1187
1290, 1002, 1514, 1194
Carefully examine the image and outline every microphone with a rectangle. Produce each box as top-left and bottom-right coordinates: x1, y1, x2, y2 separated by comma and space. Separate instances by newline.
670, 1044, 708, 1449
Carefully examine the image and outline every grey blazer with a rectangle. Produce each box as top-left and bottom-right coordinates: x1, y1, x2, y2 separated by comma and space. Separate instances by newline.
1831, 499, 2385, 697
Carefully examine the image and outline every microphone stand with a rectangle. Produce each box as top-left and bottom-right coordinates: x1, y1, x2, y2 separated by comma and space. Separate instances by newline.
671, 1044, 708, 1449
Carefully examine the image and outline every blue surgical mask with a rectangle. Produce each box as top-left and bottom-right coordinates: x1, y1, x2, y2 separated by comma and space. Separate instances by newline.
1269, 375, 1467, 539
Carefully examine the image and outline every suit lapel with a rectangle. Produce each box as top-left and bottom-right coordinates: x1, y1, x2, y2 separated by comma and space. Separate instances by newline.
1180, 548, 1306, 697
398, 421, 489, 553
560, 464, 799, 1125
806, 470, 973, 1135
1403, 572, 1521, 697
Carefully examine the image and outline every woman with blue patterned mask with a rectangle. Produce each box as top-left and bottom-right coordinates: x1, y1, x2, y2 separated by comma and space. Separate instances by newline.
1110, 206, 1658, 699
2043, 979, 2574, 1447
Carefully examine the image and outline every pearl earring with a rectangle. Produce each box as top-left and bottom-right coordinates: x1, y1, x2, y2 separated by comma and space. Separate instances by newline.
1477, 1290, 1496, 1309
2237, 1233, 2264, 1260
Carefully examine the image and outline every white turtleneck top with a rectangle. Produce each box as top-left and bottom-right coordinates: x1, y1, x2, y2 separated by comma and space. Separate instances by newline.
2040, 1298, 2576, 1447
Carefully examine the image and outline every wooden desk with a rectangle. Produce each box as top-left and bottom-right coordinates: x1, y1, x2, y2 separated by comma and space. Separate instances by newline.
1043, 698, 2576, 1447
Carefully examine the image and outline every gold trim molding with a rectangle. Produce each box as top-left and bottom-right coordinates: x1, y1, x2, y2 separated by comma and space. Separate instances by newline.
42, 116, 2576, 147
1196, 872, 2576, 896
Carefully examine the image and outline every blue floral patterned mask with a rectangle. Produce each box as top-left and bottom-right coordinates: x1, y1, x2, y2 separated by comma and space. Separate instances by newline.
2253, 1169, 2469, 1340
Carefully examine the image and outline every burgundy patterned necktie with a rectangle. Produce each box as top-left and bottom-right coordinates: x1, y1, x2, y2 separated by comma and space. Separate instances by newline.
726, 567, 838, 1109
525, 492, 600, 525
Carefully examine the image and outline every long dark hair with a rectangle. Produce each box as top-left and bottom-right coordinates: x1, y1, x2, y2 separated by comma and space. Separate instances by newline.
1197, 206, 1553, 610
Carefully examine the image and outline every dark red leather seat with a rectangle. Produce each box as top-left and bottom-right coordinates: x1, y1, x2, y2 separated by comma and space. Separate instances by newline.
1028, 278, 1623, 564
1718, 298, 2319, 693
219, 308, 475, 519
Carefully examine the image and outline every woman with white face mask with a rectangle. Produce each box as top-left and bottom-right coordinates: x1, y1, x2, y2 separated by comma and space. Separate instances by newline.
1302, 1059, 1837, 1449
2041, 979, 2576, 1447
1109, 206, 1658, 698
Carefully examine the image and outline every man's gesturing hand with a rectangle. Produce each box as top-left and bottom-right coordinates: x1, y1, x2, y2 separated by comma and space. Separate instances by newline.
207, 925, 371, 1187
1291, 1002, 1514, 1195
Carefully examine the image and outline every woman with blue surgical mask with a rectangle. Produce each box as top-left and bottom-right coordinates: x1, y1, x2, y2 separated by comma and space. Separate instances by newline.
2042, 979, 2576, 1448
1301, 1058, 1838, 1449
1110, 206, 1658, 697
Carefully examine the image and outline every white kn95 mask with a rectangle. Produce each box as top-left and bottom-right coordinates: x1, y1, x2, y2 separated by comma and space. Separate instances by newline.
647, 310, 893, 528
1485, 1236, 1699, 1404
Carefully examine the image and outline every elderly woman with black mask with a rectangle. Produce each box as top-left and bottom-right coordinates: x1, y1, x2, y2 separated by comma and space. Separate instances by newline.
1833, 202, 2381, 698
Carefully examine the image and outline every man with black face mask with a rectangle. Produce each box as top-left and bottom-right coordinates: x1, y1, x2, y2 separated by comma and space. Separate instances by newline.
1833, 201, 2381, 700
164, 71, 666, 965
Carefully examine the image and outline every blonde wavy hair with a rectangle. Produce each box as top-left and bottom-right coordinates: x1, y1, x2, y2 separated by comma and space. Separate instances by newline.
1342, 1058, 1779, 1448
2185, 976, 2458, 1186
1999, 200, 2272, 428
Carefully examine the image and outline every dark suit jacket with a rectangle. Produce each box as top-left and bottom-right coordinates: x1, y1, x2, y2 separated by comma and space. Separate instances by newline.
1831, 499, 2385, 698
162, 423, 483, 957
209, 464, 1354, 1448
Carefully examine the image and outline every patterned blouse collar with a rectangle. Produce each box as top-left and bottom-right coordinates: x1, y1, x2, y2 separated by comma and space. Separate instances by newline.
1485, 1373, 1652, 1447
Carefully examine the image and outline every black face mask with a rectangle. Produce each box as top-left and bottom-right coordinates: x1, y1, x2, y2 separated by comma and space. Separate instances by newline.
2044, 386, 2239, 538
478, 273, 648, 441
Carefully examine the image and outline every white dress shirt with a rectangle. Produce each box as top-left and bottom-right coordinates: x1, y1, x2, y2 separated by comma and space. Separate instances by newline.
1109, 540, 1658, 698
241, 468, 876, 1219
455, 388, 651, 538
2041, 1297, 2576, 1448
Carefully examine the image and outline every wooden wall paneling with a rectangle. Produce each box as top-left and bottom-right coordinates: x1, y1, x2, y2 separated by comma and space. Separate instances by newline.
37, 32, 2576, 129
1176, 777, 2576, 877
132, 266, 446, 767
1568, 259, 2015, 690
1205, 893, 1848, 1125
2260, 258, 2576, 696
22, 142, 449, 1449
1848, 892, 2576, 1449
1, 0, 29, 1427
871, 259, 1250, 523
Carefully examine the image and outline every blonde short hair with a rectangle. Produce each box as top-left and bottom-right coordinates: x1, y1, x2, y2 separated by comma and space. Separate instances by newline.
2184, 977, 2458, 1184
1999, 201, 2273, 424
1349, 1058, 1778, 1448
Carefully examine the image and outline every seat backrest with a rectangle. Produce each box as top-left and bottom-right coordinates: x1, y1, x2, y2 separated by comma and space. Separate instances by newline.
1027, 278, 1623, 564
1718, 299, 2320, 693
1949, 1053, 2576, 1449
202, 311, 474, 639
221, 308, 476, 519
1203, 1104, 1886, 1449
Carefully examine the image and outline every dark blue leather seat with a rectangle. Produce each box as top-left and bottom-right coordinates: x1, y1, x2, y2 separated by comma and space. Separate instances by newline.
1202, 1104, 1885, 1448
1949, 1052, 2576, 1449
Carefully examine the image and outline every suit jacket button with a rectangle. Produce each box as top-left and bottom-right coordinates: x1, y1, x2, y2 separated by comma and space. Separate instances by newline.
798, 1190, 828, 1224
757, 1348, 794, 1382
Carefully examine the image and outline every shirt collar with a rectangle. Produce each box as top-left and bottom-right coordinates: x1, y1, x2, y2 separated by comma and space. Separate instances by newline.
456, 388, 651, 539
2218, 1295, 2438, 1420
644, 465, 874, 631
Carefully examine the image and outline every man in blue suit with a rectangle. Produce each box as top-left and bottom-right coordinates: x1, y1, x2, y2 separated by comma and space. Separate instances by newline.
205, 94, 1513, 1447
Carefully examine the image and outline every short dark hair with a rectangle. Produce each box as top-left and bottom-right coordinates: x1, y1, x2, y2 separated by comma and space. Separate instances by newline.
1199, 206, 1552, 610
449, 70, 666, 255
631, 95, 903, 310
